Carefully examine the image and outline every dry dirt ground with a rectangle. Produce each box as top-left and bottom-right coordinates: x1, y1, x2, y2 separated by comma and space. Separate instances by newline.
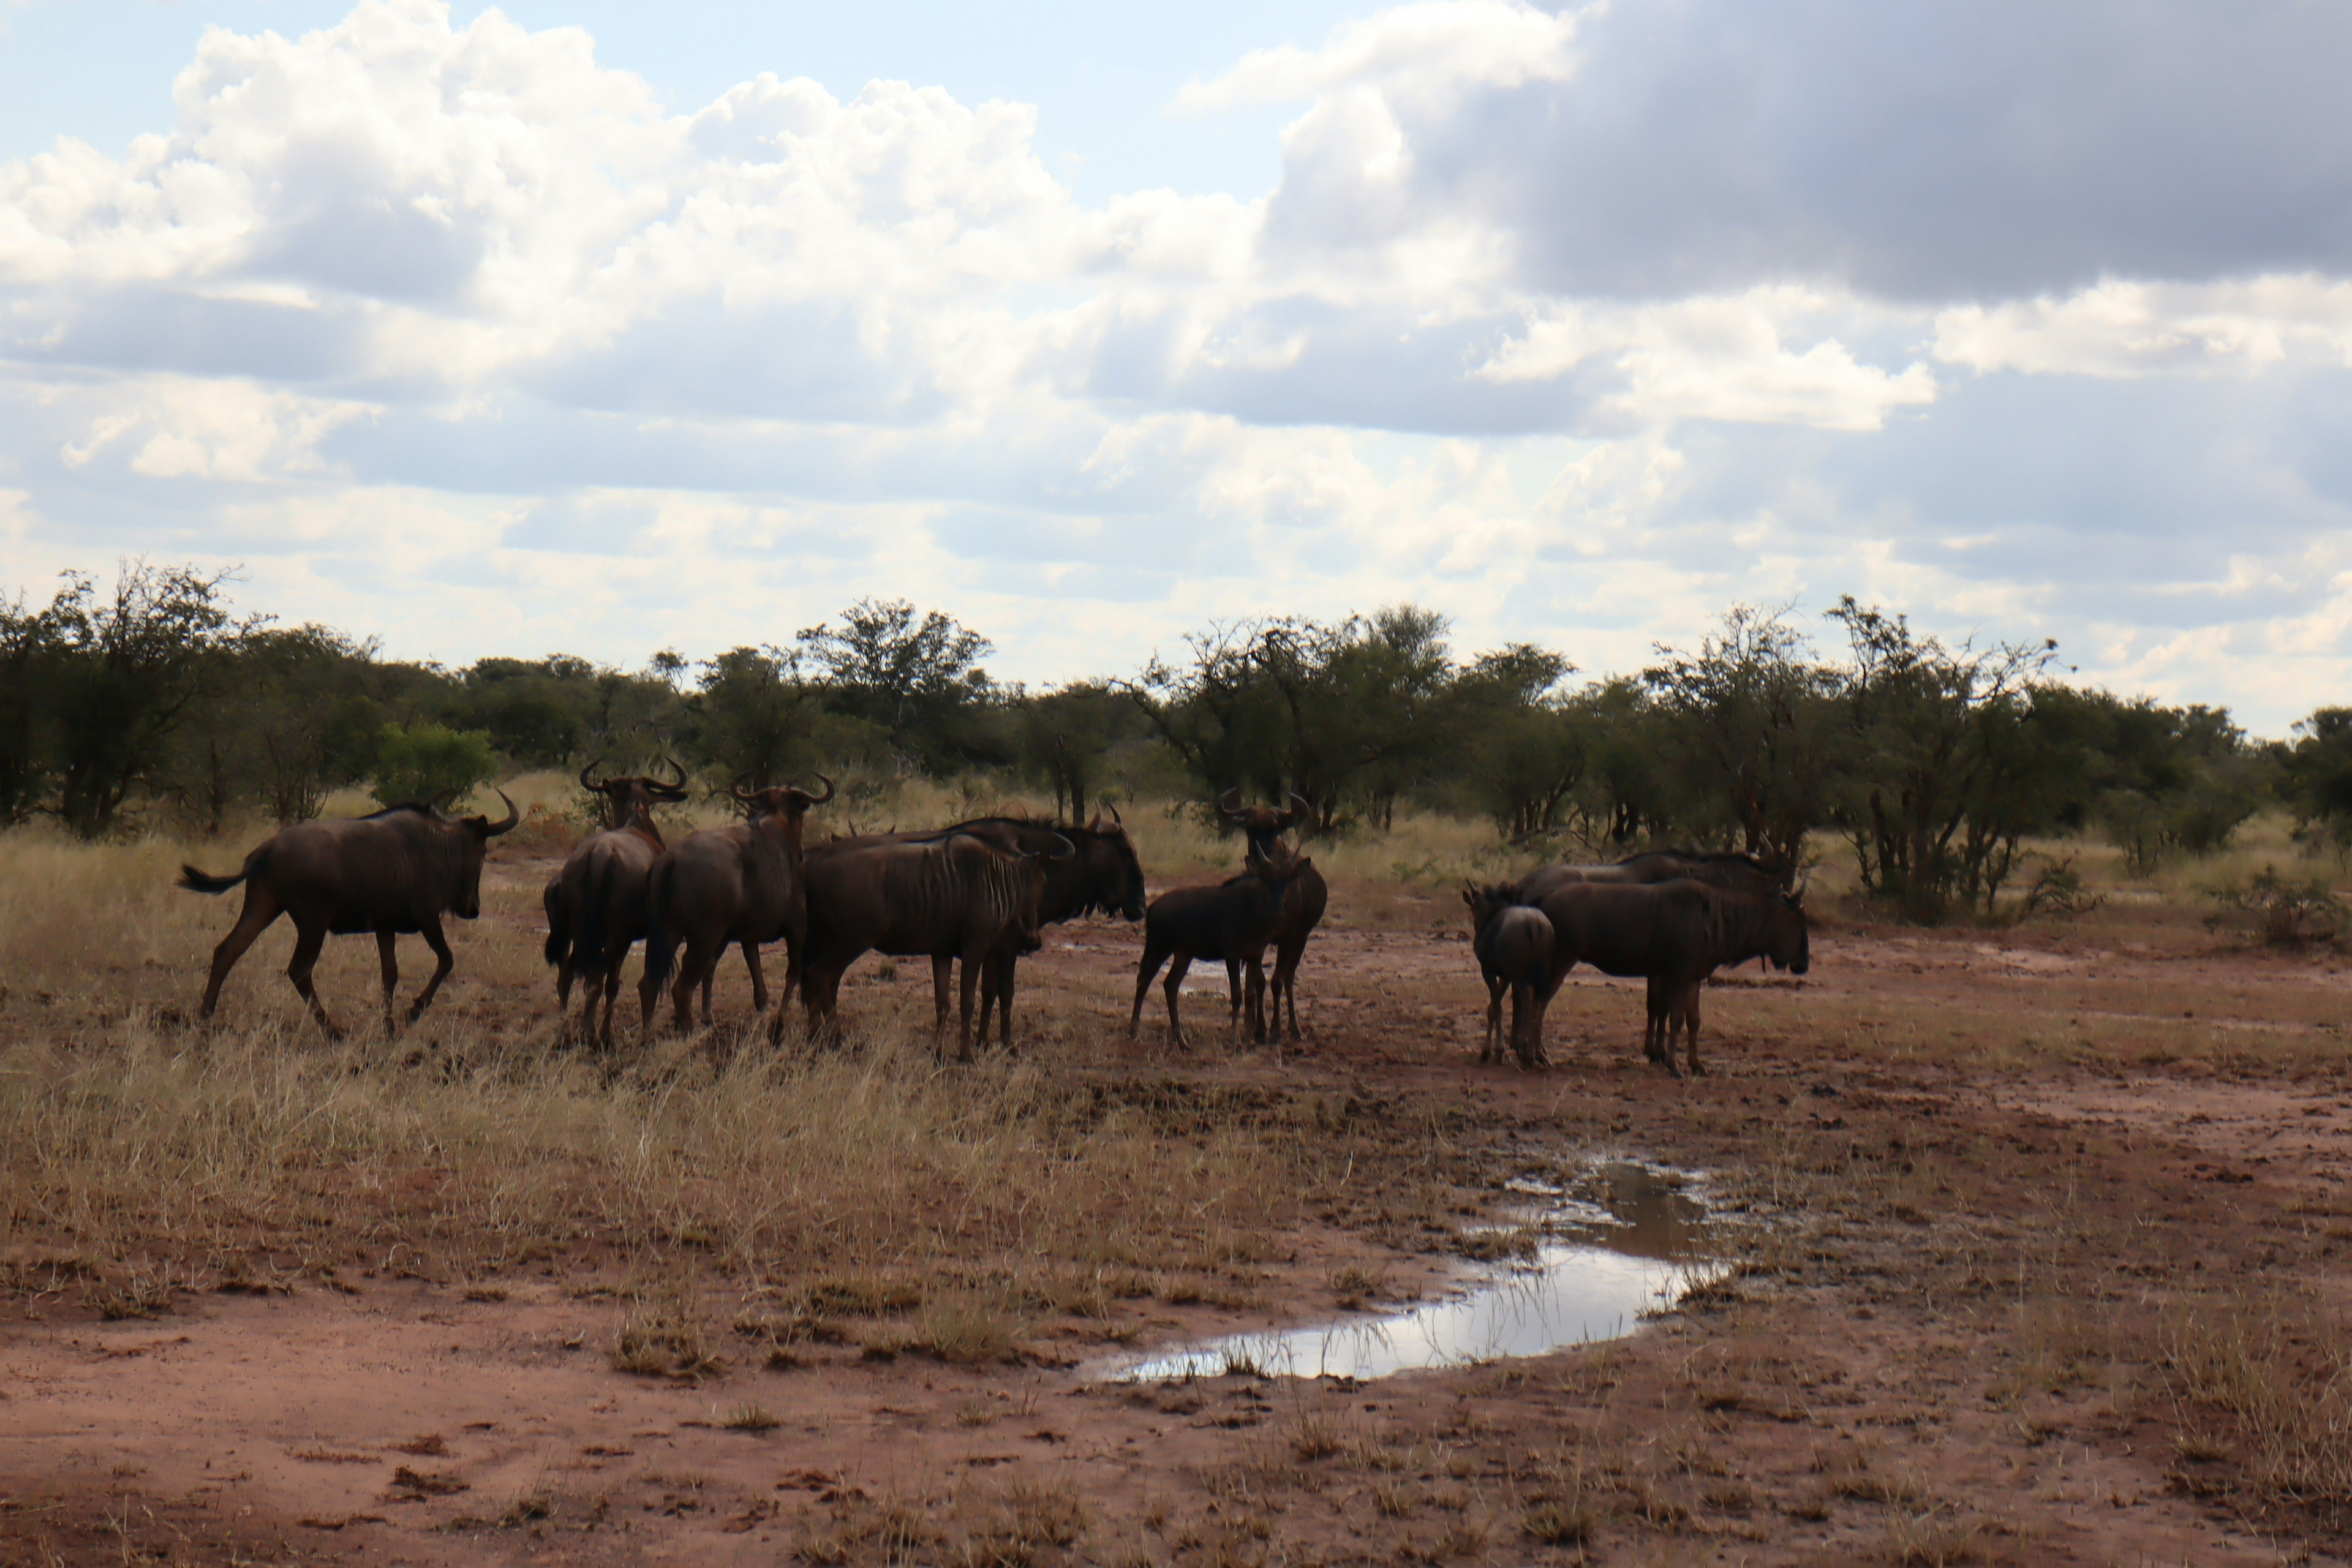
6, 851, 2352, 1566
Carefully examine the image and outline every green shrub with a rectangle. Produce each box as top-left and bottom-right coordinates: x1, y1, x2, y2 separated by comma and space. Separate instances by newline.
370, 721, 497, 809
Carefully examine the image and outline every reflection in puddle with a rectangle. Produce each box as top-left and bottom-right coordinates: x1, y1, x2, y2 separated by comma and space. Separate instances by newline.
1106, 1162, 1719, 1382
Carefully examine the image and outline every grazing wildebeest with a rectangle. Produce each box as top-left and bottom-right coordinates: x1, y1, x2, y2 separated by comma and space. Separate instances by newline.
178, 790, 520, 1038
1513, 849, 1793, 906
794, 829, 1063, 1060
1534, 879, 1808, 1078
639, 777, 834, 1034
1463, 883, 1554, 1067
544, 758, 691, 1047
1129, 841, 1314, 1050
1216, 788, 1329, 1041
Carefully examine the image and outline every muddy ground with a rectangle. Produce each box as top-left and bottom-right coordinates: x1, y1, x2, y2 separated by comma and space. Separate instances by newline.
5, 854, 2352, 1566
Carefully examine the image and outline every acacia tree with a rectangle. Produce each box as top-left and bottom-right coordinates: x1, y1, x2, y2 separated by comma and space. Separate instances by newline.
796, 598, 994, 769
1453, 644, 1586, 840
46, 563, 249, 838
1643, 605, 1838, 865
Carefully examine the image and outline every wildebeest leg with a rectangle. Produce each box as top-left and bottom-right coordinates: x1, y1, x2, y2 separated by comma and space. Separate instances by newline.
1276, 940, 1305, 1041
598, 967, 621, 1050
1226, 957, 1248, 1045
638, 943, 672, 1037
1643, 976, 1670, 1064
1128, 940, 1170, 1038
1683, 980, 1706, 1078
407, 918, 456, 1025
198, 887, 284, 1020
376, 932, 401, 1033
699, 968, 715, 1027
1481, 971, 1505, 1063
671, 941, 715, 1032
929, 955, 955, 1053
955, 945, 982, 1063
1511, 980, 1545, 1068
741, 941, 767, 1017
285, 921, 339, 1040
986, 951, 1016, 1050
1161, 950, 1194, 1050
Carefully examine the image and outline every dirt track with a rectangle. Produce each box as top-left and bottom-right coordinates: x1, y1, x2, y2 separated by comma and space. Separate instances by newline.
6, 867, 2352, 1566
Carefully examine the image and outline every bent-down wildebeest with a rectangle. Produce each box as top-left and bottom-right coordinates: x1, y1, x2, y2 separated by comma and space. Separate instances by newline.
1129, 840, 1314, 1050
1513, 848, 1794, 906
1217, 788, 1329, 1041
794, 829, 1061, 1060
639, 778, 834, 1035
544, 758, 692, 1047
178, 790, 520, 1038
1534, 878, 1808, 1078
1463, 883, 1553, 1068
895, 810, 1145, 1049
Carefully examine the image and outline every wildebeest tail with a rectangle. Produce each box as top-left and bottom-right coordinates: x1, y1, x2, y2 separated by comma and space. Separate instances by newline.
641, 859, 676, 992
573, 856, 615, 981
543, 880, 568, 967
176, 858, 254, 894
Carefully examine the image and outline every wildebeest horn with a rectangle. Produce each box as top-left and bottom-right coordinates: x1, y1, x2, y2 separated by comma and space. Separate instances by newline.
1286, 791, 1311, 825
482, 789, 520, 837
793, 774, 836, 805
1217, 785, 1243, 819
579, 756, 608, 791
1045, 832, 1077, 860
728, 772, 760, 803
1107, 801, 1121, 826
658, 755, 689, 791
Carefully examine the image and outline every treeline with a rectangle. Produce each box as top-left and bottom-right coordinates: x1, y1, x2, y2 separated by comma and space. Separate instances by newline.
7, 562, 2352, 918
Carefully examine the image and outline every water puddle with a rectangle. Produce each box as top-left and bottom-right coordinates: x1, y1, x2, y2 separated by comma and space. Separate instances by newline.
1103, 1162, 1719, 1382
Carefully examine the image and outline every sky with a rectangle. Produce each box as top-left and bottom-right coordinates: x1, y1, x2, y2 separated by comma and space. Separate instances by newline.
2, 0, 2350, 733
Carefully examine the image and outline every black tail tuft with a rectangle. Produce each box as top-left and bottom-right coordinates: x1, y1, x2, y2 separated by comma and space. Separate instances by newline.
641, 860, 675, 993
177, 864, 246, 895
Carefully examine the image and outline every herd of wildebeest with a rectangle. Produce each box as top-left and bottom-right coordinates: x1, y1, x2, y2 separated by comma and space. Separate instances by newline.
175, 762, 1809, 1077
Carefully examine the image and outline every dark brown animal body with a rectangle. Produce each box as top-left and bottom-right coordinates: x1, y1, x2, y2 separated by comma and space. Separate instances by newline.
639, 779, 834, 1033
1218, 790, 1328, 1041
795, 830, 1055, 1060
1463, 883, 1553, 1067
1513, 849, 1792, 905
545, 761, 691, 1047
178, 792, 519, 1038
1534, 878, 1807, 1077
1128, 843, 1312, 1050
854, 813, 1144, 1048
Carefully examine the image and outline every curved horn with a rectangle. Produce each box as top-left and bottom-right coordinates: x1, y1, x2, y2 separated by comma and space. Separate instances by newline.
1216, 785, 1245, 820
578, 756, 609, 792
796, 774, 837, 805
425, 785, 460, 815
481, 788, 521, 837
1286, 791, 1311, 826
1107, 801, 1121, 826
1046, 832, 1077, 860
658, 755, 689, 792
728, 772, 760, 803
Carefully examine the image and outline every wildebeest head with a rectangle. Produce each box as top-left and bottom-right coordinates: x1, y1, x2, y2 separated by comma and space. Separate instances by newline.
443, 788, 521, 919
1219, 787, 1310, 851
1764, 889, 1810, 976
1080, 805, 1148, 921
729, 775, 837, 852
1461, 881, 1518, 937
1243, 838, 1312, 889
579, 756, 691, 828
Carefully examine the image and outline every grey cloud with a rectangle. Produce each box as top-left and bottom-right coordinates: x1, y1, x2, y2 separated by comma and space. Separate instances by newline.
1264, 0, 2352, 300
1, 287, 367, 382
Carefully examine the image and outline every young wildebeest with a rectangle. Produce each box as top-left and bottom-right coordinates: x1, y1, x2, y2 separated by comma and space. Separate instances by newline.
1534, 879, 1808, 1078
544, 758, 691, 1047
178, 790, 520, 1038
1463, 883, 1555, 1067
1129, 841, 1314, 1050
639, 778, 834, 1034
1217, 788, 1329, 1041
793, 829, 1061, 1060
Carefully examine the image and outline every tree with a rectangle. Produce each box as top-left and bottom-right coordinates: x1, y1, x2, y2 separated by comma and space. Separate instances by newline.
0, 593, 56, 826
45, 562, 249, 838
695, 646, 817, 788
372, 720, 498, 807
796, 599, 994, 769
1452, 644, 1585, 839
1644, 605, 1838, 865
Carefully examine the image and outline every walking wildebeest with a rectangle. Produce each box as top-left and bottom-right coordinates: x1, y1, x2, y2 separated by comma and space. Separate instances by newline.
1533, 879, 1808, 1078
1216, 788, 1329, 1041
1463, 883, 1553, 1068
793, 829, 1062, 1060
544, 758, 691, 1047
639, 777, 834, 1034
1129, 840, 1314, 1050
178, 790, 520, 1038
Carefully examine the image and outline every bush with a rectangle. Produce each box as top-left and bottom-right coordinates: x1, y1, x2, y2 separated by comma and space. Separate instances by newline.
2204, 865, 2345, 947
370, 721, 497, 809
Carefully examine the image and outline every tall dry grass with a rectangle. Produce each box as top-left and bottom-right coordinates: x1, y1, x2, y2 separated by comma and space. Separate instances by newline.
0, 1013, 1290, 1322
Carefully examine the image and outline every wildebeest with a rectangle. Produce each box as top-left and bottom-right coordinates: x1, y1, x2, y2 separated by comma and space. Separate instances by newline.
1534, 879, 1808, 1078
178, 790, 520, 1038
639, 778, 834, 1034
794, 828, 1062, 1060
1513, 849, 1793, 906
544, 758, 691, 1047
1129, 840, 1314, 1050
875, 810, 1145, 1049
1463, 883, 1553, 1068
1216, 788, 1329, 1041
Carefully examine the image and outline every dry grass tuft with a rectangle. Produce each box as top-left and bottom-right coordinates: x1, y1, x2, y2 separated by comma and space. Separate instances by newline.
2163, 1291, 2352, 1516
